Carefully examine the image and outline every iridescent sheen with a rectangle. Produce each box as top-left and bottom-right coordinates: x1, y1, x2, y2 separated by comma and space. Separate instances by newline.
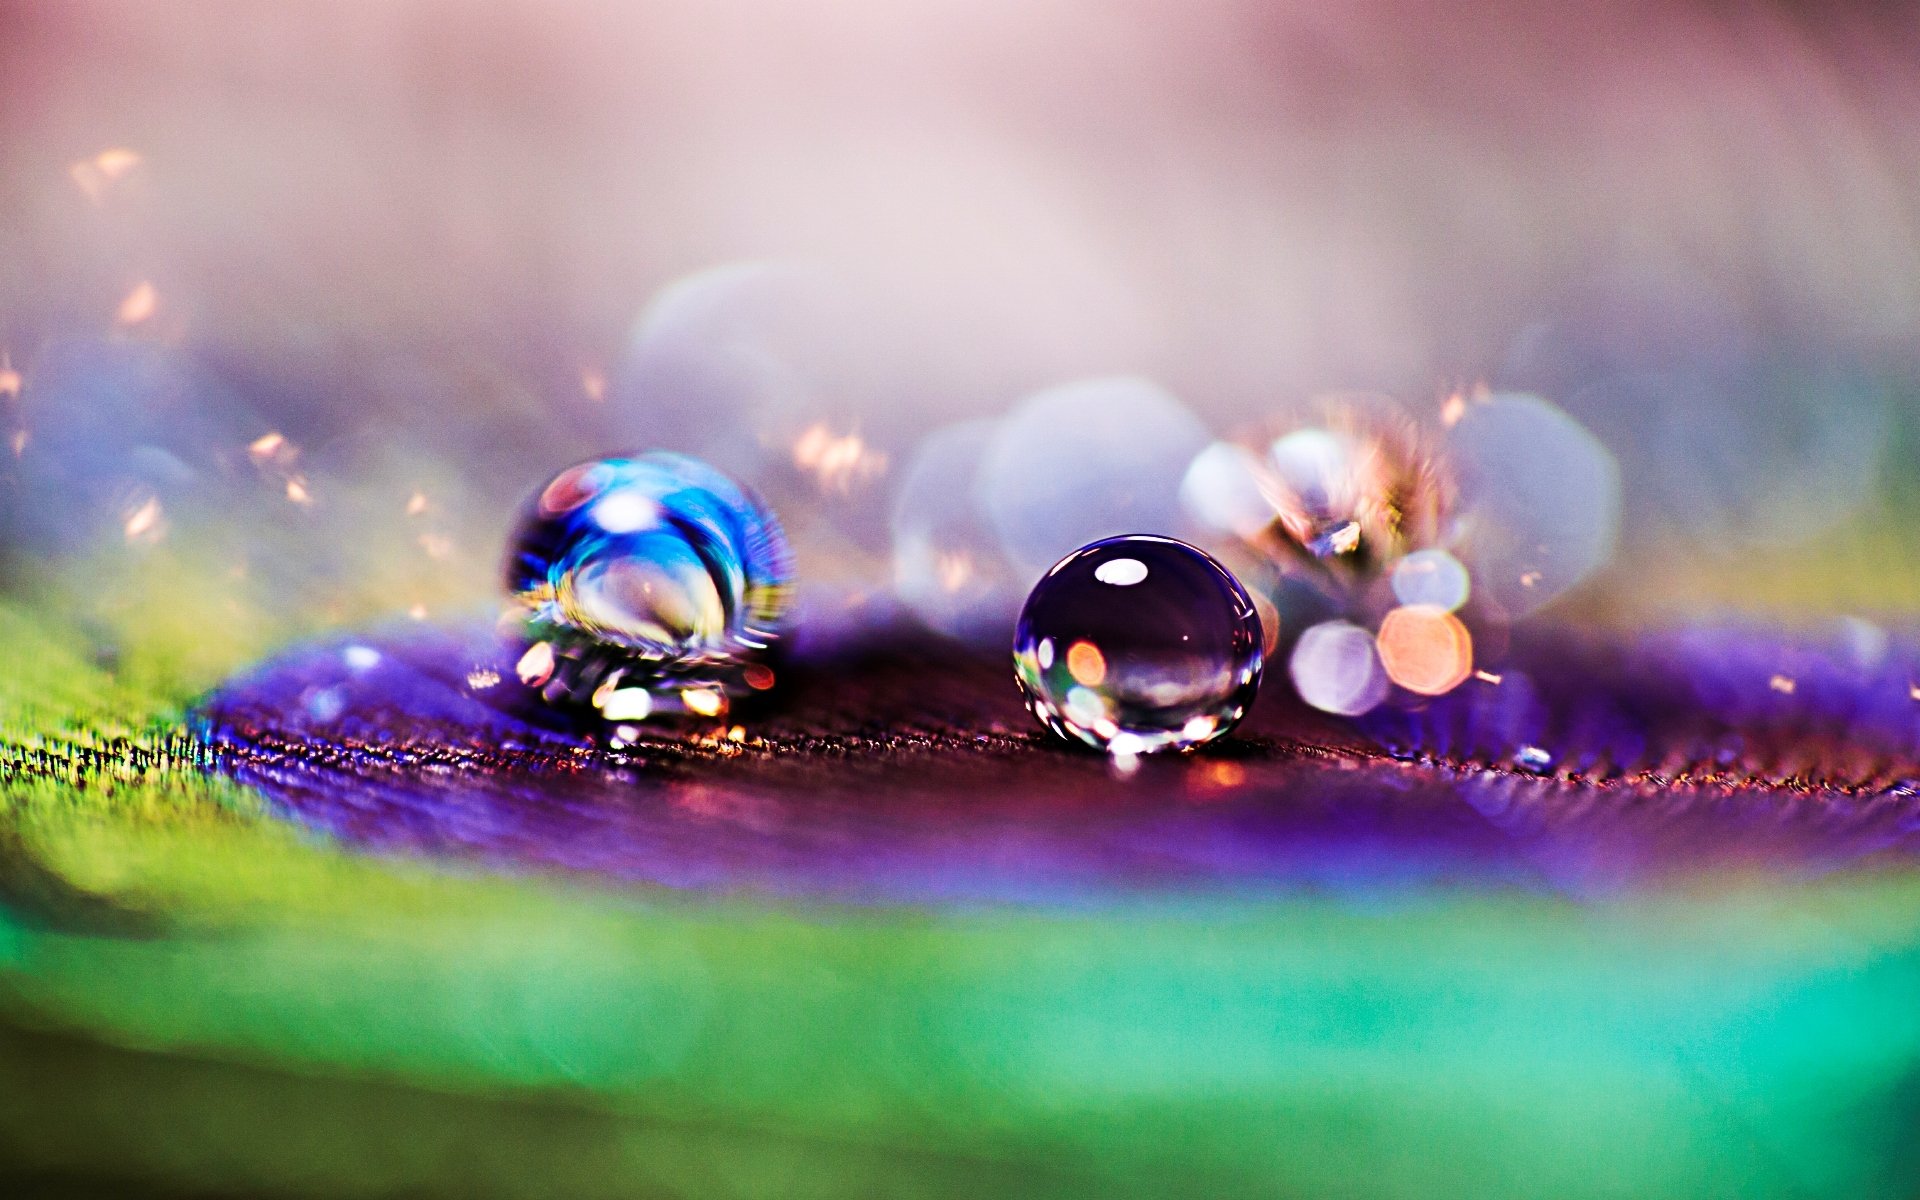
504, 452, 790, 716
1014, 535, 1262, 754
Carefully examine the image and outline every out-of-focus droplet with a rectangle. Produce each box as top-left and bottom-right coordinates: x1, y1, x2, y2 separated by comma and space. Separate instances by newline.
1575, 364, 1886, 550
1505, 275, 1887, 551
1390, 548, 1471, 611
612, 263, 923, 551
1179, 442, 1272, 539
504, 452, 790, 717
1375, 605, 1474, 696
979, 377, 1209, 575
1448, 393, 1620, 617
515, 640, 555, 686
116, 281, 158, 327
70, 147, 141, 203
1013, 535, 1262, 754
1185, 396, 1450, 588
1289, 620, 1389, 716
121, 495, 165, 545
891, 419, 1019, 640
792, 422, 887, 495
0, 339, 254, 555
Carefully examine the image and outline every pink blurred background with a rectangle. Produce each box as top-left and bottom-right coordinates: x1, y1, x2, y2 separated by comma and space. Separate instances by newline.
1, 0, 1915, 645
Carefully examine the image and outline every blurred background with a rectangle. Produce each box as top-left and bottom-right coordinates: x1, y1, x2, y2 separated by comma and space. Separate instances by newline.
1, 0, 1916, 690
5, 6, 1920, 1198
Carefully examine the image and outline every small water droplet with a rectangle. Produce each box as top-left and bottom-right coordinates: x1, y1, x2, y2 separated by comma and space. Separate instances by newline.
1514, 745, 1554, 773
1014, 536, 1263, 754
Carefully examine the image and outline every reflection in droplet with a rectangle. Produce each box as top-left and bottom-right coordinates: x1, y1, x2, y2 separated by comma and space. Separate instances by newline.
1289, 620, 1390, 716
1014, 536, 1262, 754
504, 452, 790, 716
1093, 557, 1149, 586
515, 640, 555, 687
1514, 745, 1555, 773
342, 645, 382, 672
1065, 640, 1108, 686
598, 687, 655, 721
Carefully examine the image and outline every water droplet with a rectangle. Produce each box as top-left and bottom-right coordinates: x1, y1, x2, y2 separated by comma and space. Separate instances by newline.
504, 452, 790, 716
1513, 745, 1555, 773
1014, 536, 1263, 754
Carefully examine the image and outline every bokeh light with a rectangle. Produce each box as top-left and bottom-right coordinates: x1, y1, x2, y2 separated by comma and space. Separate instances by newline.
1447, 394, 1622, 618
1391, 549, 1471, 612
890, 419, 1020, 640
976, 377, 1209, 576
1376, 605, 1474, 696
1289, 620, 1390, 717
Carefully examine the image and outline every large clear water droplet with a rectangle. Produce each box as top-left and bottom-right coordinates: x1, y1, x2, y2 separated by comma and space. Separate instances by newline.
1013, 535, 1263, 754
504, 452, 790, 716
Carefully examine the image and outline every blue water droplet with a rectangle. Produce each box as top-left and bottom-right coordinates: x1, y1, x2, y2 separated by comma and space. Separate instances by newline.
504, 452, 790, 714
1013, 535, 1263, 754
